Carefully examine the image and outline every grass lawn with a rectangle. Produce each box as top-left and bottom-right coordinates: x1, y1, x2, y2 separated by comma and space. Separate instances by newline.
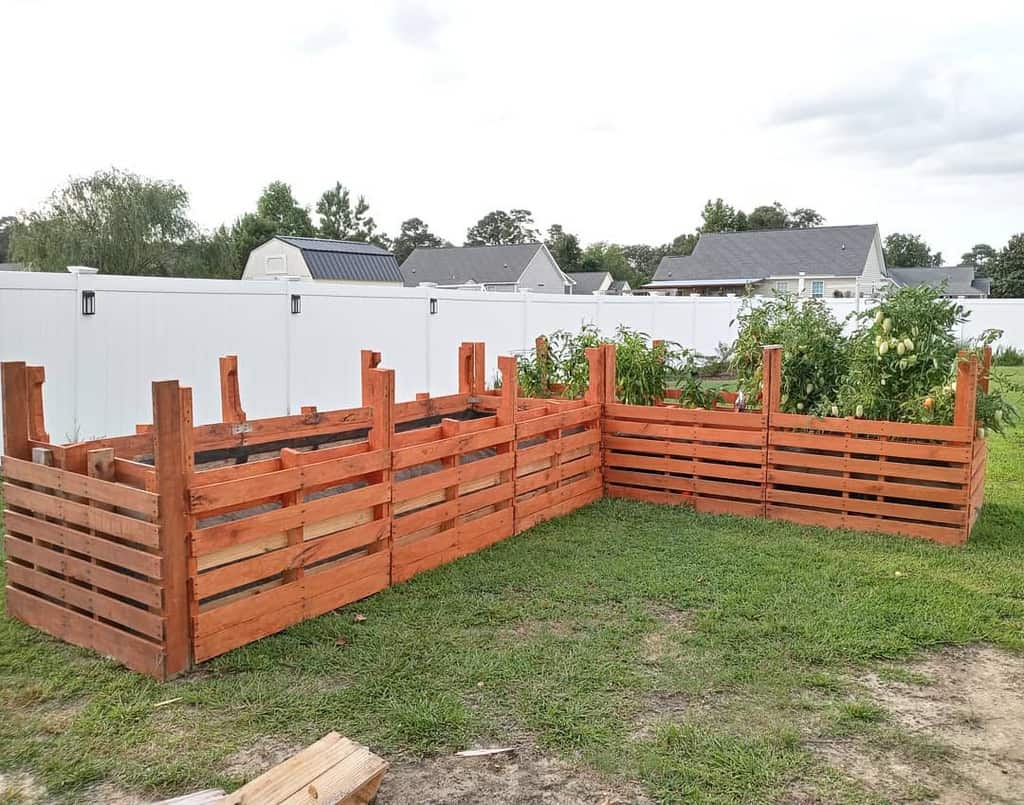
1, 369, 1022, 804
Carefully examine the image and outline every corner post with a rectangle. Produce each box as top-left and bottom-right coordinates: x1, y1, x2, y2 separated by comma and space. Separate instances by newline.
361, 350, 382, 407
1, 361, 31, 460
218, 355, 246, 423
458, 342, 486, 396
152, 379, 194, 678
980, 346, 992, 394
761, 345, 783, 518
497, 355, 518, 529
953, 352, 979, 431
536, 336, 550, 394
366, 366, 395, 564
584, 347, 606, 406
602, 343, 617, 404
26, 366, 49, 443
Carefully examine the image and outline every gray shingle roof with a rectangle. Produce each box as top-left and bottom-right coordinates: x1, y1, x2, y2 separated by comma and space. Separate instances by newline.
276, 236, 402, 283
568, 271, 612, 294
650, 225, 879, 284
400, 243, 543, 287
607, 279, 631, 295
888, 267, 991, 297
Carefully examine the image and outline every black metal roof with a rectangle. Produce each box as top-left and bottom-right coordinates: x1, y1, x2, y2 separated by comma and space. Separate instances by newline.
277, 236, 403, 283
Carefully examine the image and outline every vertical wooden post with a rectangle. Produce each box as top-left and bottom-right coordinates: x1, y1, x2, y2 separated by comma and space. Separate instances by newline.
536, 336, 550, 394
761, 345, 783, 519
26, 366, 49, 443
361, 350, 382, 407
602, 343, 617, 404
497, 355, 518, 530
980, 346, 992, 394
652, 340, 665, 405
954, 352, 980, 430
458, 342, 486, 396
153, 379, 193, 678
86, 448, 116, 608
584, 347, 605, 406
366, 367, 394, 563
1, 361, 30, 459
219, 355, 246, 423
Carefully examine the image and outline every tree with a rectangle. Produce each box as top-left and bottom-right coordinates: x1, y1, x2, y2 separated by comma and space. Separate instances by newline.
174, 226, 240, 279
0, 216, 15, 262
699, 198, 744, 233
789, 207, 825, 228
9, 168, 194, 275
747, 202, 789, 231
545, 224, 582, 272
465, 209, 539, 246
960, 243, 997, 275
990, 234, 1024, 298
667, 232, 698, 256
883, 233, 937, 268
316, 181, 382, 244
579, 242, 646, 287
231, 181, 314, 268
392, 217, 446, 264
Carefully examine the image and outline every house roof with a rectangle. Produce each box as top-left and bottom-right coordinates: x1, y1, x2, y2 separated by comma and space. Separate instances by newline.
568, 271, 613, 294
649, 225, 879, 285
400, 243, 545, 287
608, 279, 631, 295
888, 267, 991, 297
275, 236, 402, 283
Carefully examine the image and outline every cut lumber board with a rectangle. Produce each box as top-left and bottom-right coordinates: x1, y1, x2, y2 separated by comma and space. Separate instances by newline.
221, 732, 387, 805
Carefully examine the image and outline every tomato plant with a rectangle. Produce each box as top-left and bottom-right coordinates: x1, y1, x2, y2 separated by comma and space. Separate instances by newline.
731, 294, 847, 415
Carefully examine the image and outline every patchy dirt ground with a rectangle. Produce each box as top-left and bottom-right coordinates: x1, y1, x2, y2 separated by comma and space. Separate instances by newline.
817, 645, 1024, 804
376, 748, 654, 805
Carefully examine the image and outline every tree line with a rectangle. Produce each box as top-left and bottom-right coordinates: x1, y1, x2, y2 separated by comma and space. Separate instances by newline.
2, 169, 1021, 297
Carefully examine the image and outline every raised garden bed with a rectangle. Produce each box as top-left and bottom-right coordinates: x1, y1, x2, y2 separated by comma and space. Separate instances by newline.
1, 342, 988, 679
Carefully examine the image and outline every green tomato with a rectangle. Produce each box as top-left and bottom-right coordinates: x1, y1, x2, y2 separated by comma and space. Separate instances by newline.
796, 402, 804, 411
896, 342, 906, 356
875, 310, 884, 325
806, 382, 814, 394
903, 338, 914, 352
879, 341, 889, 356
855, 404, 864, 418
830, 405, 839, 417
882, 318, 893, 333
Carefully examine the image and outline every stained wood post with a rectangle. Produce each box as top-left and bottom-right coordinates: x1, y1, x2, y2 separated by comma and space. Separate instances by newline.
584, 347, 605, 406
366, 367, 394, 564
602, 343, 617, 404
1, 361, 31, 460
980, 346, 992, 394
953, 352, 980, 431
536, 336, 550, 394
762, 345, 783, 414
496, 356, 518, 427
26, 366, 49, 443
218, 355, 246, 423
360, 350, 382, 407
458, 342, 486, 396
152, 379, 193, 678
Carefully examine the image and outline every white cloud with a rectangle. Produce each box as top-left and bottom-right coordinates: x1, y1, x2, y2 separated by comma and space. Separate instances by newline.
1, 0, 1022, 261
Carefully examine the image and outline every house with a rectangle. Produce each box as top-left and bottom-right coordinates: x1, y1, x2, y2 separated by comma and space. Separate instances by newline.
567, 272, 633, 295
400, 243, 575, 294
888, 267, 991, 298
242, 236, 403, 286
643, 224, 887, 298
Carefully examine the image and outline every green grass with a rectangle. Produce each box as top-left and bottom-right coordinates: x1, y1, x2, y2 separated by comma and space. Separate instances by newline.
2, 369, 1022, 803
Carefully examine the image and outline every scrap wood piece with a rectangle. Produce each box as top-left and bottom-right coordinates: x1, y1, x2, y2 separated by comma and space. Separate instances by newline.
221, 731, 387, 805
455, 747, 515, 757
156, 791, 226, 805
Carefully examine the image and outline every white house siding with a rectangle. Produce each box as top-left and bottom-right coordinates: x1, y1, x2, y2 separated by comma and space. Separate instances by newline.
242, 240, 310, 280
858, 228, 887, 292
518, 247, 572, 294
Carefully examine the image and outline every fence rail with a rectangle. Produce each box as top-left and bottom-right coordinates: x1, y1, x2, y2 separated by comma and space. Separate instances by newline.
1, 340, 990, 679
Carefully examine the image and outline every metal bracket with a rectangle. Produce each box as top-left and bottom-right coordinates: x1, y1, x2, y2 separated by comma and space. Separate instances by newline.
231, 423, 253, 435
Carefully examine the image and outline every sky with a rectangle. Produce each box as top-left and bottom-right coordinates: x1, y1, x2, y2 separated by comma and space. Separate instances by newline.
2, 0, 1023, 262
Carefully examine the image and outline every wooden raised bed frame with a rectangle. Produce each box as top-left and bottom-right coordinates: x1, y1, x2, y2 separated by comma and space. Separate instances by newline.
1, 343, 989, 679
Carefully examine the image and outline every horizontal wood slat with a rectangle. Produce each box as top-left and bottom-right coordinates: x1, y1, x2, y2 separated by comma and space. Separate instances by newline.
2, 456, 159, 515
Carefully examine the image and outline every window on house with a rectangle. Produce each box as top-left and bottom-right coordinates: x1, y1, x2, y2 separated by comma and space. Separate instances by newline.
811, 280, 825, 298
775, 280, 790, 294
265, 255, 286, 275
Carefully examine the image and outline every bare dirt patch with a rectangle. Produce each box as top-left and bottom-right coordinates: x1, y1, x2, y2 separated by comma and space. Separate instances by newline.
0, 772, 47, 803
818, 645, 1024, 804
220, 736, 304, 780
377, 747, 653, 805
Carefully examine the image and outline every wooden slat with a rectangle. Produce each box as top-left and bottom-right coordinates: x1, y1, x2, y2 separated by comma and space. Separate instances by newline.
392, 453, 512, 504
392, 393, 469, 424
766, 504, 966, 546
3, 510, 162, 578
2, 483, 160, 548
605, 403, 763, 429
189, 449, 387, 513
514, 405, 601, 439
192, 482, 390, 557
765, 488, 965, 525
6, 563, 164, 639
769, 429, 971, 463
3, 456, 159, 516
393, 481, 514, 539
392, 425, 514, 469
516, 484, 601, 532
5, 536, 162, 607
771, 412, 972, 442
767, 448, 968, 484
603, 468, 694, 494
766, 468, 964, 504
607, 485, 691, 507
193, 519, 388, 600
5, 587, 164, 676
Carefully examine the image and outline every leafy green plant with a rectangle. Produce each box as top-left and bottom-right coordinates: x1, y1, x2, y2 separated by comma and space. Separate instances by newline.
994, 345, 1024, 367
516, 325, 602, 398
731, 294, 847, 415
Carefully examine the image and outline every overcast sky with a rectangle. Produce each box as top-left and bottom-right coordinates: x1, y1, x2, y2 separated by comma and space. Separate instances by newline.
3, 0, 1023, 261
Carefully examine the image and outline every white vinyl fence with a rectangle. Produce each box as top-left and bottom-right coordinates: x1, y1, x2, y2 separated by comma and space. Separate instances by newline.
2, 271, 1022, 452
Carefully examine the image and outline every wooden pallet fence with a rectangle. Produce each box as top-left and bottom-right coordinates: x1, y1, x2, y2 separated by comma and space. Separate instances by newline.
391, 353, 518, 583
762, 351, 983, 546
2, 361, 166, 676
602, 344, 770, 517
